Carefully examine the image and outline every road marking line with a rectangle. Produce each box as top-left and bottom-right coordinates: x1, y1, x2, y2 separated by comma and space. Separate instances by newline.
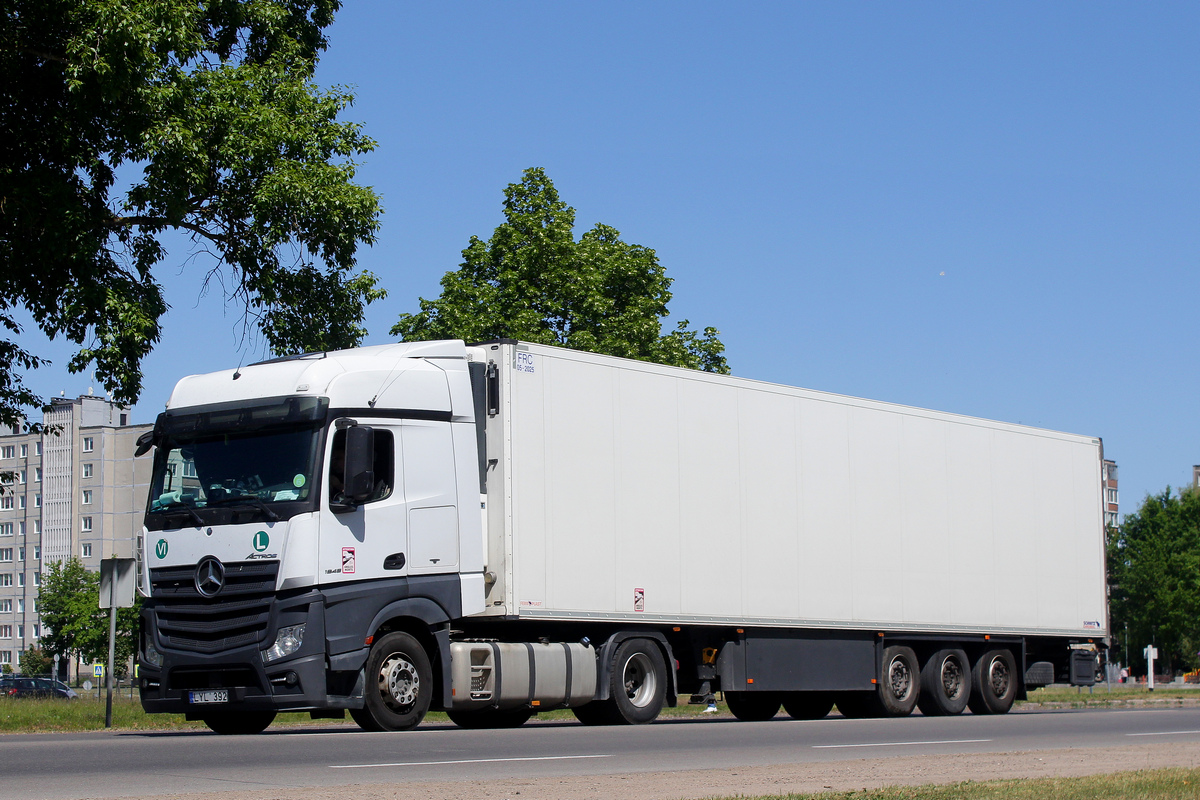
813, 739, 992, 749
331, 754, 613, 769
1126, 730, 1200, 737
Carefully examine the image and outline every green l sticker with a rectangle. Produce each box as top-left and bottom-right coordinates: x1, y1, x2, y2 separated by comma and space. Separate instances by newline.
253, 530, 269, 552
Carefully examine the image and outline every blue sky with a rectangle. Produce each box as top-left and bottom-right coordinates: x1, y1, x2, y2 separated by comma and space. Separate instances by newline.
26, 2, 1200, 516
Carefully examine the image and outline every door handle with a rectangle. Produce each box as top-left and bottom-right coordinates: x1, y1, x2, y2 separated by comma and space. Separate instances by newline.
383, 552, 406, 570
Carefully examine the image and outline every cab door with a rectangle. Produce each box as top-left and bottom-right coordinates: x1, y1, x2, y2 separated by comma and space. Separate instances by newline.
317, 421, 407, 583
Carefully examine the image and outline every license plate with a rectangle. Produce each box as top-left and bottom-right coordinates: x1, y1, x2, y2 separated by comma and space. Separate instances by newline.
188, 689, 229, 705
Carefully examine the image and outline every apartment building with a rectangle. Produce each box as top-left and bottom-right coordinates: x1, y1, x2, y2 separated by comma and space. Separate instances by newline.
1102, 459, 1119, 529
0, 395, 151, 671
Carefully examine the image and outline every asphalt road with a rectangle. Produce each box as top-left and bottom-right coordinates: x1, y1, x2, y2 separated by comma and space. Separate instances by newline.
4, 707, 1200, 800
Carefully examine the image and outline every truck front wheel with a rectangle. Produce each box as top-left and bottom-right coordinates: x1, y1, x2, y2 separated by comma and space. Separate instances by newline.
361, 631, 433, 731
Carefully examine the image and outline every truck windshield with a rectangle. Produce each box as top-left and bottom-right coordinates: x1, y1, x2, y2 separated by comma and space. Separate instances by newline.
145, 396, 327, 527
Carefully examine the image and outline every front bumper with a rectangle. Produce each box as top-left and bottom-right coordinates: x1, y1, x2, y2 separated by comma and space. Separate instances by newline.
139, 591, 363, 715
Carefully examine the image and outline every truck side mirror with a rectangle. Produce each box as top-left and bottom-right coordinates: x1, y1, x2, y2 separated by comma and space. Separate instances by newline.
342, 425, 375, 505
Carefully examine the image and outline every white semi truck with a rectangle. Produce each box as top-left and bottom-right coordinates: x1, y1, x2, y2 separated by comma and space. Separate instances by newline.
136, 340, 1107, 734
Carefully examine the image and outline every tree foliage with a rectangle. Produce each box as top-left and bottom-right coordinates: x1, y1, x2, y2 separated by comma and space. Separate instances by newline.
18, 646, 52, 676
0, 0, 384, 429
392, 168, 728, 373
1108, 487, 1200, 674
38, 558, 138, 672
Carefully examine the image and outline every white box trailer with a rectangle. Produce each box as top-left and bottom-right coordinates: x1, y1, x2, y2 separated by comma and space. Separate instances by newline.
136, 340, 1107, 734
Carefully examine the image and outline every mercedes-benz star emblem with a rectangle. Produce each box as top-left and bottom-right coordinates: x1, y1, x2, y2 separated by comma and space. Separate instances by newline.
194, 556, 226, 597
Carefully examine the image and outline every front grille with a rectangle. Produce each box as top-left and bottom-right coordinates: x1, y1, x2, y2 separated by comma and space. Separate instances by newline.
149, 561, 278, 653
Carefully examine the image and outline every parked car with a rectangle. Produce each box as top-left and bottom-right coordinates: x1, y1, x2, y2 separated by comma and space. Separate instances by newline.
0, 677, 78, 699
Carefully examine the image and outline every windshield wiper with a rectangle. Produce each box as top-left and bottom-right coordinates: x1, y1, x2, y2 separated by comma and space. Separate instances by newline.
205, 494, 280, 522
153, 501, 204, 527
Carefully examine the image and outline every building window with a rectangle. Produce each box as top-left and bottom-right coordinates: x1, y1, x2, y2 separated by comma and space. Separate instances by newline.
0, 523, 11, 536
32, 624, 39, 638
16, 625, 23, 639
16, 470, 24, 484
32, 572, 39, 586
0, 496, 11, 510
16, 599, 23, 613
1, 446, 13, 459
82, 437, 94, 453
0, 600, 9, 612
16, 521, 23, 536
16, 573, 22, 587
0, 549, 10, 562
19, 444, 26, 458
33, 467, 41, 482
33, 494, 40, 508
31, 599, 36, 613
82, 463, 93, 479
0, 625, 11, 639
17, 546, 23, 561
81, 516, 92, 532
34, 442, 41, 456
17, 495, 24, 509
0, 574, 9, 587
33, 546, 39, 559
81, 543, 92, 558
0, 650, 9, 664
32, 521, 40, 536
82, 489, 92, 505
120, 413, 128, 426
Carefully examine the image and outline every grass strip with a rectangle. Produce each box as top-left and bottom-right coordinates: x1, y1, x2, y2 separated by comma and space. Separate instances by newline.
701, 768, 1200, 800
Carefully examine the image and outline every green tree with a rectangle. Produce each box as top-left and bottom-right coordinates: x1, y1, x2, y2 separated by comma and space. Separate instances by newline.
1108, 487, 1200, 675
392, 168, 728, 373
18, 645, 52, 676
38, 558, 139, 674
0, 0, 384, 432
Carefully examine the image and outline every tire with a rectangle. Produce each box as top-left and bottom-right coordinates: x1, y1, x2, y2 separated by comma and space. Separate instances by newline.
349, 706, 383, 731
968, 649, 1017, 715
725, 691, 781, 721
610, 639, 667, 724
361, 631, 434, 731
877, 646, 920, 717
447, 707, 534, 729
835, 691, 883, 718
202, 711, 276, 735
917, 649, 970, 716
782, 692, 833, 720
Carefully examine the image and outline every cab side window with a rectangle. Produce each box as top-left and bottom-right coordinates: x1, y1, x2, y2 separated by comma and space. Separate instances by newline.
328, 428, 395, 504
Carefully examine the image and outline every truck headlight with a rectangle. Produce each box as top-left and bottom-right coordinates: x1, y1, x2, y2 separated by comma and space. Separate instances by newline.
262, 624, 306, 664
143, 642, 163, 668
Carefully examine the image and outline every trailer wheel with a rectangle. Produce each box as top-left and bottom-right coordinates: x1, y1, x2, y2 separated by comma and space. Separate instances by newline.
916, 649, 970, 716
725, 692, 781, 721
782, 692, 833, 720
876, 646, 920, 716
968, 649, 1017, 714
447, 707, 534, 729
610, 639, 667, 724
362, 631, 433, 731
201, 711, 276, 735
